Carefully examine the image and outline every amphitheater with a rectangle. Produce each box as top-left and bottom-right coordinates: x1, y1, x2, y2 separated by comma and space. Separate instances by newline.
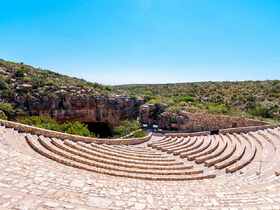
1, 120, 280, 209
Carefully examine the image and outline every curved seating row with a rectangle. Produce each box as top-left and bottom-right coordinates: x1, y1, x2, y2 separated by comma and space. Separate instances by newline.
149, 127, 280, 176
25, 134, 215, 181
3, 124, 280, 181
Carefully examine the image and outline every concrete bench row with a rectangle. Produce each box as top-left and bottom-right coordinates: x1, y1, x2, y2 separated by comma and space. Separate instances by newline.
25, 134, 215, 181
149, 129, 280, 175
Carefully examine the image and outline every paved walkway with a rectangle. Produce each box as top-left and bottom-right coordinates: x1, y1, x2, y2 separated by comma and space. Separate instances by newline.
1, 128, 280, 209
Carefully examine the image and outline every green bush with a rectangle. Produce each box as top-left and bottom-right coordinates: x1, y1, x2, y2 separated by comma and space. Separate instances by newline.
113, 120, 141, 137
18, 115, 94, 137
249, 103, 278, 119
15, 68, 26, 78
0, 102, 14, 117
207, 103, 230, 114
147, 98, 162, 104
1, 89, 13, 98
0, 77, 9, 90
0, 111, 7, 120
167, 105, 181, 114
130, 130, 146, 138
61, 121, 92, 136
174, 95, 194, 103
18, 115, 61, 131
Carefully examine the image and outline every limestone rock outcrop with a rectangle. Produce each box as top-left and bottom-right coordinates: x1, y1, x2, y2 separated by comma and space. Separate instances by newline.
139, 103, 266, 132
15, 94, 144, 127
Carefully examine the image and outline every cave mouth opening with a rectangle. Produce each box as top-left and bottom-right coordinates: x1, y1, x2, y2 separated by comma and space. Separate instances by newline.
84, 122, 113, 138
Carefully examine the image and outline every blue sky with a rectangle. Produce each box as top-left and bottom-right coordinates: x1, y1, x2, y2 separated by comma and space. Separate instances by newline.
1, 0, 280, 85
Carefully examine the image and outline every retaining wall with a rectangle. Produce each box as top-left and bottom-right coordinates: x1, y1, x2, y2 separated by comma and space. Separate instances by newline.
0, 119, 152, 145
164, 124, 279, 137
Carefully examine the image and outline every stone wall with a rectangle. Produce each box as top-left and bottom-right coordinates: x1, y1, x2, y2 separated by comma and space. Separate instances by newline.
140, 104, 267, 132
0, 119, 152, 145
159, 111, 267, 132
165, 124, 278, 137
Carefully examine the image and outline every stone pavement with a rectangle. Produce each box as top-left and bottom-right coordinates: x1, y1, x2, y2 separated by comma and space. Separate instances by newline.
1, 127, 280, 209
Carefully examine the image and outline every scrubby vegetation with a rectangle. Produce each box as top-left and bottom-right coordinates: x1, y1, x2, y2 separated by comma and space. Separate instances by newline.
0, 111, 7, 120
113, 120, 146, 138
116, 81, 280, 122
0, 59, 113, 104
18, 116, 94, 137
128, 129, 147, 138
17, 116, 146, 138
0, 102, 14, 119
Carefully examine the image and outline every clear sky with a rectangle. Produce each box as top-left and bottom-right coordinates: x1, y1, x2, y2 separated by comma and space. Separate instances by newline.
1, 0, 280, 85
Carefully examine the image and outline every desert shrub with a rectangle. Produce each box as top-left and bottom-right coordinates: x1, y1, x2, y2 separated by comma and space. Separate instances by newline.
15, 68, 27, 78
0, 102, 14, 117
104, 86, 112, 91
0, 77, 12, 98
0, 77, 9, 90
249, 103, 278, 119
130, 130, 146, 138
61, 121, 91, 136
207, 103, 230, 114
147, 98, 162, 104
18, 115, 94, 136
0, 81, 8, 90
113, 120, 141, 137
18, 115, 61, 131
271, 81, 280, 93
174, 95, 194, 103
1, 88, 13, 98
170, 115, 178, 123
30, 75, 44, 88
167, 105, 181, 113
0, 111, 7, 120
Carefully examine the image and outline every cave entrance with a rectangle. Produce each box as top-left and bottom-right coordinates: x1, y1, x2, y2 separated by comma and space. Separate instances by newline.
85, 122, 113, 138
210, 129, 220, 135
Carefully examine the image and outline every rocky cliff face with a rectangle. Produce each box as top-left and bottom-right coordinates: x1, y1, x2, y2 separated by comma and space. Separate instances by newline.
0, 60, 144, 127
15, 94, 144, 127
140, 104, 266, 132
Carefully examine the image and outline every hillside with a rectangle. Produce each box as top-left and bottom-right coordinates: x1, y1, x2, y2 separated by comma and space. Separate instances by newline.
0, 59, 114, 118
0, 59, 144, 138
116, 81, 280, 122
0, 59, 112, 98
0, 58, 279, 136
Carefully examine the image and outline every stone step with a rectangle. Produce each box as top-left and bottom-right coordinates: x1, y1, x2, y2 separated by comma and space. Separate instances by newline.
179, 138, 205, 158
170, 138, 198, 155
147, 136, 171, 146
187, 137, 219, 161
161, 137, 194, 152
156, 137, 185, 149
85, 143, 175, 161
179, 138, 211, 158
151, 137, 183, 149
26, 136, 215, 181
112, 145, 162, 154
205, 135, 237, 167
214, 134, 245, 170
104, 144, 164, 156
36, 136, 201, 176
64, 140, 183, 166
51, 138, 192, 171
195, 136, 228, 164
